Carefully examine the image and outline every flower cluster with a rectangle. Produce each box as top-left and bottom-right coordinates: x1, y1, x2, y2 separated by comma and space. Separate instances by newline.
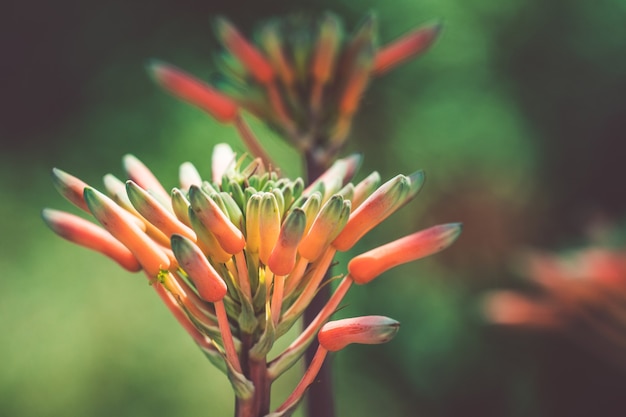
149, 12, 440, 168
483, 247, 626, 368
44, 143, 460, 416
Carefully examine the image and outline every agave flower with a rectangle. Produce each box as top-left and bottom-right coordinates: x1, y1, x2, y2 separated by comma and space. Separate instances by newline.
483, 247, 626, 369
149, 12, 441, 170
44, 143, 461, 417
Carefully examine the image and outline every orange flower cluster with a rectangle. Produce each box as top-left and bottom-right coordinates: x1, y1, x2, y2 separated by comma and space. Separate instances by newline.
44, 144, 460, 416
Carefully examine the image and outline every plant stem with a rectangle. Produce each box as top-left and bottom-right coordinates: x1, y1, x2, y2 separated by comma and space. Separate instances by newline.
303, 150, 336, 417
235, 334, 271, 417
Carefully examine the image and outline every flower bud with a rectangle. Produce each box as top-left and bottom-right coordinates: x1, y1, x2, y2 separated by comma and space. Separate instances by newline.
126, 180, 196, 241
51, 168, 91, 213
332, 174, 410, 251
170, 234, 228, 303
373, 22, 442, 76
348, 223, 462, 284
123, 154, 170, 204
304, 153, 362, 198
299, 195, 350, 261
259, 22, 295, 86
83, 187, 170, 276
188, 185, 245, 254
245, 194, 262, 254
179, 162, 202, 191
482, 291, 559, 328
268, 208, 306, 275
214, 17, 275, 84
318, 315, 400, 352
42, 208, 141, 272
259, 192, 281, 265
188, 209, 232, 263
148, 61, 239, 123
351, 171, 381, 208
211, 143, 236, 183
300, 192, 322, 235
171, 188, 192, 227
311, 13, 342, 84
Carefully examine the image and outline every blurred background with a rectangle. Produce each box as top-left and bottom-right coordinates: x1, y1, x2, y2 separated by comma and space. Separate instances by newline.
2, 0, 626, 416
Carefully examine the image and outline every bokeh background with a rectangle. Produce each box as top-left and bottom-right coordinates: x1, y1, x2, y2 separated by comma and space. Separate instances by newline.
3, 0, 626, 416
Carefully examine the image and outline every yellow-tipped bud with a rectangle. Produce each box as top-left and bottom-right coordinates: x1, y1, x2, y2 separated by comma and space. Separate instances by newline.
259, 192, 281, 265
245, 194, 262, 254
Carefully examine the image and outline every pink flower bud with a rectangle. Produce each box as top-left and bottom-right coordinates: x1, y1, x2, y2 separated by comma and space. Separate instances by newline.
122, 154, 170, 204
318, 315, 400, 352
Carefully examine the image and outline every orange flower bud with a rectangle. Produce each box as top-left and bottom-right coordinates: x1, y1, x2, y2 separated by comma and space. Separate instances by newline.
42, 208, 141, 272
373, 22, 442, 76
299, 195, 350, 261
148, 61, 239, 123
126, 180, 196, 241
214, 17, 275, 84
188, 185, 245, 254
259, 192, 281, 265
170, 234, 228, 303
318, 315, 400, 352
268, 209, 306, 275
332, 174, 410, 252
83, 187, 170, 276
348, 223, 462, 284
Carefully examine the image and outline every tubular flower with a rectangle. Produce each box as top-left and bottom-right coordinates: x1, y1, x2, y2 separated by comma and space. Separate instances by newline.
149, 12, 442, 168
44, 143, 460, 417
483, 247, 626, 369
